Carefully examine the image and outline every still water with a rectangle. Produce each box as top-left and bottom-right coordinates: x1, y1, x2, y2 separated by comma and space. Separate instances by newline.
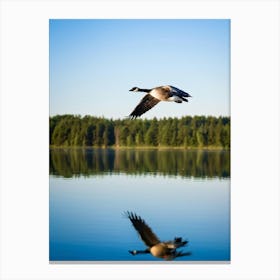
49, 148, 230, 262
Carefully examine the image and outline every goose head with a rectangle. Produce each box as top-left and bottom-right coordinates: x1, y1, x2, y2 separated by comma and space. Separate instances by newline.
129, 87, 140, 92
129, 250, 138, 255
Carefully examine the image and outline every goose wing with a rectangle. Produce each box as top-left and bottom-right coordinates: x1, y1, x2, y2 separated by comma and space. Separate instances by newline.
129, 94, 160, 119
169, 86, 192, 98
126, 211, 160, 247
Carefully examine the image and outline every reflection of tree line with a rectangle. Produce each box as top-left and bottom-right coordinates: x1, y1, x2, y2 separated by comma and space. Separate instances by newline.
50, 148, 230, 178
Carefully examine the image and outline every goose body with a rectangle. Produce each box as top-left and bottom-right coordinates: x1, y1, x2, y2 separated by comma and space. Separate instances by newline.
129, 85, 191, 119
125, 211, 191, 260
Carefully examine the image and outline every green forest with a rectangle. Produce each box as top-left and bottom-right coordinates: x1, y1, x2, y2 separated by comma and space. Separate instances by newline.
50, 114, 230, 148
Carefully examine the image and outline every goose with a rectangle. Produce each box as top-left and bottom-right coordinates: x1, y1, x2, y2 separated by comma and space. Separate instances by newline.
125, 211, 191, 260
128, 85, 191, 119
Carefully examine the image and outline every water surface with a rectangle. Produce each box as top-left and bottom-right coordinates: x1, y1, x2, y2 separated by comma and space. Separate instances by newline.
49, 148, 230, 262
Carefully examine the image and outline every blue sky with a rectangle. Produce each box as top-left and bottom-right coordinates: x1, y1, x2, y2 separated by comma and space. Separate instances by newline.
49, 19, 230, 119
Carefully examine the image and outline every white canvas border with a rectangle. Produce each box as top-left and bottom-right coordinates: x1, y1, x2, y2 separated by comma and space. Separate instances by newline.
0, 0, 279, 279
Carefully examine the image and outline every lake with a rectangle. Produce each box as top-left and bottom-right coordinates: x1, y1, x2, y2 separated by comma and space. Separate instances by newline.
49, 148, 230, 262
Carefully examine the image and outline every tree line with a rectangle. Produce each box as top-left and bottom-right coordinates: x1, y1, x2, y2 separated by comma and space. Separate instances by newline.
50, 114, 230, 148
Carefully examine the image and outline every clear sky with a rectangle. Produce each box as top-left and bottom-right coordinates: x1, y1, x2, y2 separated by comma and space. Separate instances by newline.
49, 19, 230, 119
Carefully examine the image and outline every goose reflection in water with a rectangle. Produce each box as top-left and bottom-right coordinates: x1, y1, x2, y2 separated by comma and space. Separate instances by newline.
125, 211, 191, 260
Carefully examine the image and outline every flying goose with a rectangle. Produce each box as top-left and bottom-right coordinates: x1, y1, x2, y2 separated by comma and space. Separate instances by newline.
128, 85, 191, 119
125, 211, 191, 260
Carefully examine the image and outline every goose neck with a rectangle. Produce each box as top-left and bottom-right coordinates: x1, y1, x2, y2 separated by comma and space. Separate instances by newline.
138, 88, 151, 93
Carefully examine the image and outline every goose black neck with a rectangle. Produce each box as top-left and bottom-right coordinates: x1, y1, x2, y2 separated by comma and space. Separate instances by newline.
138, 88, 151, 93
135, 249, 150, 255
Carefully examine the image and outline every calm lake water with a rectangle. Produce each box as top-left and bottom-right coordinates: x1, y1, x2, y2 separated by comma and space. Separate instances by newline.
49, 148, 230, 262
